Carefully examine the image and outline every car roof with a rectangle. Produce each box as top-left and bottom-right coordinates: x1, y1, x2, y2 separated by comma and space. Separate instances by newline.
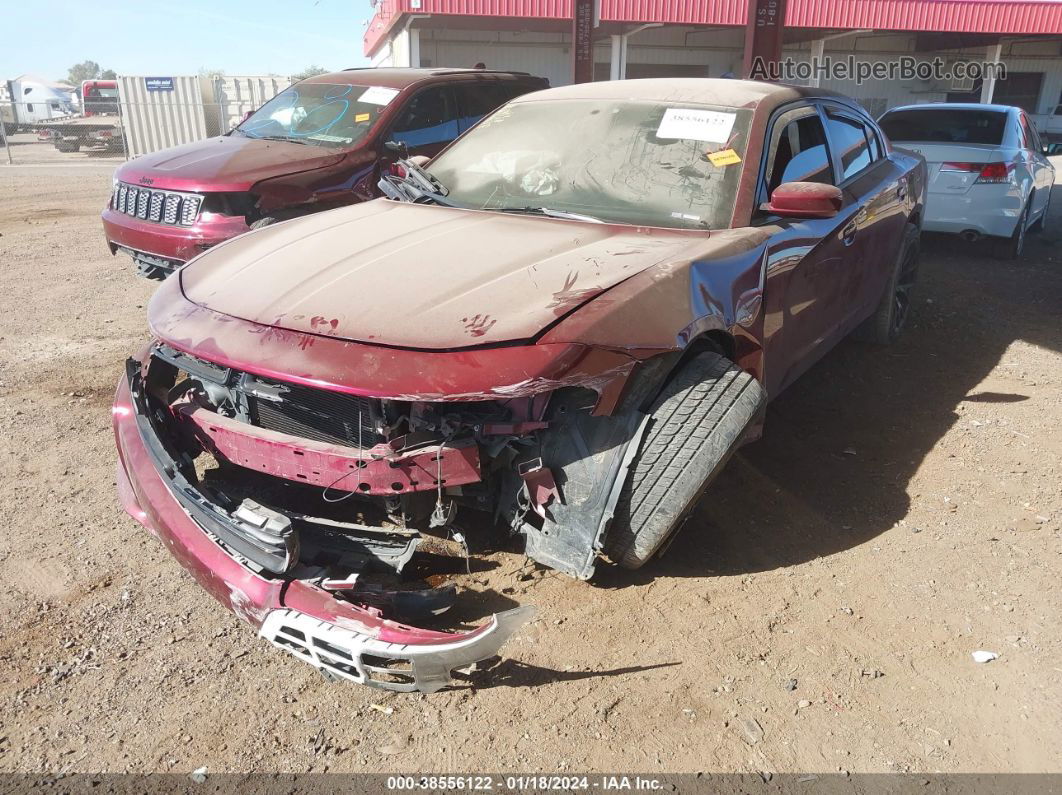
510, 78, 859, 111
300, 67, 537, 89
883, 103, 1016, 115
507, 77, 870, 121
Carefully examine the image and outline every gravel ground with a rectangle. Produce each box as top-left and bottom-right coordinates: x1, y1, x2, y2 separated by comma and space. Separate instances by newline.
0, 161, 1059, 777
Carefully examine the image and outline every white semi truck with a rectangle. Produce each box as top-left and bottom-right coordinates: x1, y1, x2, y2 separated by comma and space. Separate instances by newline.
2, 75, 123, 153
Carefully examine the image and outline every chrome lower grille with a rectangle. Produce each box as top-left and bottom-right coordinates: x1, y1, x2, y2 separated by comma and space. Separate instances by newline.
112, 181, 203, 227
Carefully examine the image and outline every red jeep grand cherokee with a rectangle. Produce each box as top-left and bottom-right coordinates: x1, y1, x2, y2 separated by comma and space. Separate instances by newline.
102, 67, 547, 279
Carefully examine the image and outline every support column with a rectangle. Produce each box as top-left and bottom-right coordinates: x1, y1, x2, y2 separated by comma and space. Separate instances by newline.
981, 42, 1002, 104
608, 24, 662, 81
743, 0, 788, 79
408, 26, 421, 68
808, 38, 825, 87
609, 34, 625, 80
572, 0, 596, 83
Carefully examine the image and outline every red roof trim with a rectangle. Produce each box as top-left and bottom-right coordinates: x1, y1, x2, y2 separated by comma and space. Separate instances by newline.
364, 0, 1062, 56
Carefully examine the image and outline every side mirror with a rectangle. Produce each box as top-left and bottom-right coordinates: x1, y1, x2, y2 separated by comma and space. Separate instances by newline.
764, 181, 843, 219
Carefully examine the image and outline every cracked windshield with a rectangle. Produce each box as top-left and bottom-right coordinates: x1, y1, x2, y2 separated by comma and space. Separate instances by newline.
427, 99, 753, 229
235, 82, 397, 147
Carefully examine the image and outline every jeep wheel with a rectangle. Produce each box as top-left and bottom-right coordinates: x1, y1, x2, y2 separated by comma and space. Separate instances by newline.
855, 222, 920, 345
249, 216, 278, 230
604, 352, 766, 570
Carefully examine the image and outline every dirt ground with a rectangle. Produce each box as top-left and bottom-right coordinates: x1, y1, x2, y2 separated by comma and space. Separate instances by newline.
0, 161, 1059, 778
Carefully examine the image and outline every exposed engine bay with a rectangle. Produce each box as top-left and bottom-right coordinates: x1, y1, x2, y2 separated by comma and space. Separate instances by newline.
142, 341, 649, 599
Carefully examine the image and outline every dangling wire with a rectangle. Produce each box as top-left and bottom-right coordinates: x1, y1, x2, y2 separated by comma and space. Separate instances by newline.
321, 409, 365, 504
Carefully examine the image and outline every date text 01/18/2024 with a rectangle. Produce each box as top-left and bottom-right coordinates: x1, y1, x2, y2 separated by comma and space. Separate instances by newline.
385, 775, 665, 791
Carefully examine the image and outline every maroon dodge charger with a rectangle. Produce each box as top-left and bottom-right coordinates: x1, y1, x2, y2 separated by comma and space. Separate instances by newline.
114, 79, 926, 691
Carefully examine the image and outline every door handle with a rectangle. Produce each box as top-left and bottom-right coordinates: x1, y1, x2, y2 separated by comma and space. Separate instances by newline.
842, 221, 858, 246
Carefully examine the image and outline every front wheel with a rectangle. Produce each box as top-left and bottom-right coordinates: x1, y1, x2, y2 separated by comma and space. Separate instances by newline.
604, 352, 766, 570
249, 216, 278, 230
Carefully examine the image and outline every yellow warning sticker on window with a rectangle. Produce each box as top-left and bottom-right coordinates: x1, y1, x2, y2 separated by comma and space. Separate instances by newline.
355, 113, 371, 123
707, 149, 742, 167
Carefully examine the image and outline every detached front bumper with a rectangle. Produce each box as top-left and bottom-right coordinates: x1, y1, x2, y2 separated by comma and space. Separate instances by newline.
112, 359, 533, 692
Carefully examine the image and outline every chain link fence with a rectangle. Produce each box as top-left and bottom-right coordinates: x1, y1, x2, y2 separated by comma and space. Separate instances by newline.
0, 99, 126, 165
1, 75, 290, 166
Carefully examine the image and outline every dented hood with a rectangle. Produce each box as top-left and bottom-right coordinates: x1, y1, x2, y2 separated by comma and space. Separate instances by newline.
180, 200, 708, 349
116, 134, 346, 193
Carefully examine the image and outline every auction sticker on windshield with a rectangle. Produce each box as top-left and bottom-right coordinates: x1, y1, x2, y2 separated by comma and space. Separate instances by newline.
657, 108, 736, 143
707, 148, 742, 166
359, 86, 400, 106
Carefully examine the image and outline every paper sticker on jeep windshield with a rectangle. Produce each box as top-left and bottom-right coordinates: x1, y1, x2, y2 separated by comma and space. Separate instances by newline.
359, 86, 400, 106
657, 108, 737, 143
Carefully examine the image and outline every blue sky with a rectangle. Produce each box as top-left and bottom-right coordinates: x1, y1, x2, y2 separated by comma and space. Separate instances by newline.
2, 0, 373, 82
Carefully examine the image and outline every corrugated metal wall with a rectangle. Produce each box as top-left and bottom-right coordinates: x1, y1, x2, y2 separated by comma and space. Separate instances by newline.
117, 75, 208, 158
208, 75, 292, 137
117, 74, 293, 157
420, 29, 574, 87
418, 27, 1062, 116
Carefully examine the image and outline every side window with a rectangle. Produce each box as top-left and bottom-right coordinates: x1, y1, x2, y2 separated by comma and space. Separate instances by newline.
825, 111, 873, 180
455, 83, 501, 119
763, 110, 834, 200
454, 82, 525, 131
1018, 113, 1036, 150
390, 87, 458, 148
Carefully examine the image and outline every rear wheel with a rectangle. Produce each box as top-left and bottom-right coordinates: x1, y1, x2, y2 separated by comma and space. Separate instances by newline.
855, 222, 920, 345
604, 352, 766, 570
994, 201, 1030, 259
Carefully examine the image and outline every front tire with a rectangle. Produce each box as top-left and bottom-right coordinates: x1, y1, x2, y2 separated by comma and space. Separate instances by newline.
604, 352, 766, 570
249, 216, 279, 230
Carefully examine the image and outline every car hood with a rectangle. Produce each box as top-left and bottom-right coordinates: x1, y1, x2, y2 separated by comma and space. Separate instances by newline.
179, 200, 715, 350
116, 134, 346, 193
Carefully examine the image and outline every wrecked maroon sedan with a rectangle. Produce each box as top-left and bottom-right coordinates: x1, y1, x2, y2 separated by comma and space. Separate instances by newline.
113, 79, 925, 691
